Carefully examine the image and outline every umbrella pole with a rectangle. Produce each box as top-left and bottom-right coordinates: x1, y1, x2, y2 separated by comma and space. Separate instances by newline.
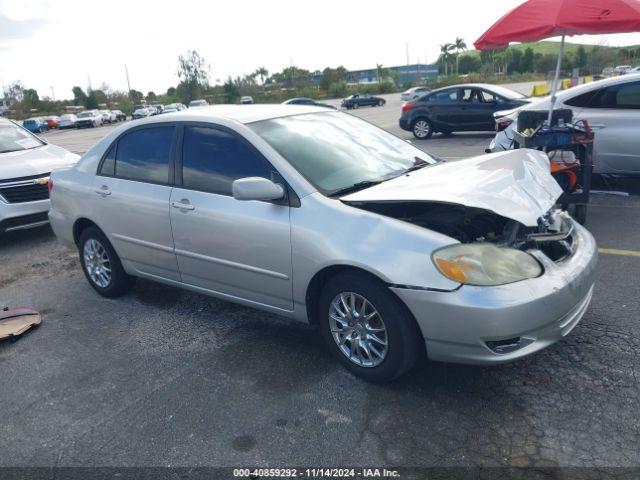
547, 34, 565, 126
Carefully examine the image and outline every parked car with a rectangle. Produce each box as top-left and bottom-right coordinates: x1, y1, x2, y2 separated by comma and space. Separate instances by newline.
162, 108, 178, 114
132, 108, 152, 120
150, 105, 164, 115
48, 106, 597, 381
240, 96, 254, 104
22, 118, 47, 133
488, 74, 640, 175
400, 86, 432, 102
602, 66, 614, 76
99, 110, 117, 124
44, 116, 59, 129
112, 110, 126, 122
282, 97, 337, 109
57, 114, 78, 129
189, 99, 208, 108
399, 83, 530, 139
76, 111, 103, 128
342, 93, 386, 109
614, 65, 633, 75
0, 118, 80, 233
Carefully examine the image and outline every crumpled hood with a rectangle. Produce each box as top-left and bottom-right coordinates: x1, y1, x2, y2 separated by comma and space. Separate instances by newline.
341, 149, 562, 227
0, 144, 80, 180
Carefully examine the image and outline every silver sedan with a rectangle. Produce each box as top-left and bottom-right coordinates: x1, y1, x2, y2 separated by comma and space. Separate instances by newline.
49, 106, 597, 381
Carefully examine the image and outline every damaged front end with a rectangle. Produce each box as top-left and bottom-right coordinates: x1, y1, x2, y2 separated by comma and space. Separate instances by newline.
345, 200, 576, 263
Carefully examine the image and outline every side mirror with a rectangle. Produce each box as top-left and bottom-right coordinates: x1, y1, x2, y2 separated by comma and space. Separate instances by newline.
232, 177, 285, 202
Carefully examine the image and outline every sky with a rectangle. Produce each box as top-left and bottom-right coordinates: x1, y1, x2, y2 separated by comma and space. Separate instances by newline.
1, 0, 640, 100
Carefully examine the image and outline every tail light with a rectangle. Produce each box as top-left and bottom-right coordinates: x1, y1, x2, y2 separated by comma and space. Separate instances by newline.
402, 103, 414, 112
47, 178, 53, 193
496, 119, 513, 132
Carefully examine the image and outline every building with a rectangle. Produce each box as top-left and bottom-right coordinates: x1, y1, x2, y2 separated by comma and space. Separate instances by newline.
346, 64, 439, 86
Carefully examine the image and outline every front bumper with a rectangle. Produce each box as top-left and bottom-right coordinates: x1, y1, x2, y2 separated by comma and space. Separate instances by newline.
0, 199, 50, 233
391, 218, 598, 365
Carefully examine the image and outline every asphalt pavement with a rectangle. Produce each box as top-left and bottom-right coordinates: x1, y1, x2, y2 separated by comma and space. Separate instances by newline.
1, 90, 639, 473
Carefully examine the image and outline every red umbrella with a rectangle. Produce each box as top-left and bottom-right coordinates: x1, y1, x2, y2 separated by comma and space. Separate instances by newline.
474, 0, 640, 123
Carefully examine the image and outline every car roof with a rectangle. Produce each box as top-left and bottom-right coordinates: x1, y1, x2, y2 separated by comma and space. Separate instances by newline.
555, 73, 640, 99
152, 104, 330, 124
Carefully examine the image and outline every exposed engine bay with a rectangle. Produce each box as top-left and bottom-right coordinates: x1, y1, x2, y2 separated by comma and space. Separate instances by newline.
346, 200, 575, 262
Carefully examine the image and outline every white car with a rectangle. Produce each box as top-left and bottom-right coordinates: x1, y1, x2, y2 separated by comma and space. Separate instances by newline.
76, 111, 103, 128
189, 99, 208, 108
400, 86, 431, 102
488, 74, 640, 175
240, 96, 254, 104
0, 118, 80, 233
99, 110, 117, 124
57, 114, 78, 129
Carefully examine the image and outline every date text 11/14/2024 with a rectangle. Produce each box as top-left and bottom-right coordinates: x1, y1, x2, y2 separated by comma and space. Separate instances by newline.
233, 468, 400, 478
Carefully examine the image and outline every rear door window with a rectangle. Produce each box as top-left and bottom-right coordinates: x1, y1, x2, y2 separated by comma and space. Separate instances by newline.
111, 126, 175, 183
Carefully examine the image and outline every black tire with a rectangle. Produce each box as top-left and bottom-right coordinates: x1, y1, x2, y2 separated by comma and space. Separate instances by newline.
353, 103, 359, 109
318, 271, 423, 382
79, 226, 136, 297
411, 118, 433, 140
378, 100, 384, 106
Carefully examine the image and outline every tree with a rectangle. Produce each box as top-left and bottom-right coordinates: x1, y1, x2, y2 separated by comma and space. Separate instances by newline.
223, 77, 239, 103
72, 86, 87, 106
129, 89, 144, 103
453, 37, 467, 74
255, 67, 269, 85
576, 46, 587, 70
508, 49, 523, 73
177, 49, 210, 103
458, 55, 481, 74
147, 91, 157, 102
521, 48, 535, 72
376, 63, 383, 83
438, 43, 454, 76
86, 90, 99, 109
23, 89, 39, 106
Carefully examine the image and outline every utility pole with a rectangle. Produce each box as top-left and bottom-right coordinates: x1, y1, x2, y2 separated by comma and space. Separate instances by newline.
125, 64, 132, 96
50, 86, 55, 100
87, 75, 92, 92
406, 42, 409, 67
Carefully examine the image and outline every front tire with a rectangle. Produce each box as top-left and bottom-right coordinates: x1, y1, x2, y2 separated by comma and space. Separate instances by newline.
378, 100, 384, 106
79, 226, 136, 297
412, 118, 433, 139
318, 271, 423, 382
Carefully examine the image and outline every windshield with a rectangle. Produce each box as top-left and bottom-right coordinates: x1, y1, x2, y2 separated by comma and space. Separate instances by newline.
0, 121, 43, 153
78, 112, 93, 118
250, 111, 438, 196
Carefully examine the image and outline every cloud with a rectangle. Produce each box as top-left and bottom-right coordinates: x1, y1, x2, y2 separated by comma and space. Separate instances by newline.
0, 13, 46, 42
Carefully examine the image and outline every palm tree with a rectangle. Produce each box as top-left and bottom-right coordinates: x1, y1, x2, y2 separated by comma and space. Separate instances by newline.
439, 43, 454, 76
255, 67, 269, 86
454, 37, 467, 75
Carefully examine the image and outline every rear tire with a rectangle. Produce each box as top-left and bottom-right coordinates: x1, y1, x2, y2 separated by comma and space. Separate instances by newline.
378, 100, 384, 106
79, 226, 136, 297
412, 118, 433, 139
318, 271, 423, 382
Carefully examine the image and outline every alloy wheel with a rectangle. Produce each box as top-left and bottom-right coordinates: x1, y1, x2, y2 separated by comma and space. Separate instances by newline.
83, 238, 112, 288
413, 120, 431, 138
328, 292, 388, 367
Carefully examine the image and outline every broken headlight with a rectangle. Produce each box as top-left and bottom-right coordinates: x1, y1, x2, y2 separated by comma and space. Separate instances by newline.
432, 243, 542, 286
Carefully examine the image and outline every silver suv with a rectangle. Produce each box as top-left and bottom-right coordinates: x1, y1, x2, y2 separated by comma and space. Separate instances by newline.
49, 105, 597, 381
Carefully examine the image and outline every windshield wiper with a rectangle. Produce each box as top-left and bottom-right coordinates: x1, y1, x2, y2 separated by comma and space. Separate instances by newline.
329, 180, 383, 197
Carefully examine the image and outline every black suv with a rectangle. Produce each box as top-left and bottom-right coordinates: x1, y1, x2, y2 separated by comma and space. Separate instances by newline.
399, 84, 529, 139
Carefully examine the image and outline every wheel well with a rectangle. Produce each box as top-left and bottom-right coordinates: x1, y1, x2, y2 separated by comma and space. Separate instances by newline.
305, 265, 389, 326
72, 218, 99, 246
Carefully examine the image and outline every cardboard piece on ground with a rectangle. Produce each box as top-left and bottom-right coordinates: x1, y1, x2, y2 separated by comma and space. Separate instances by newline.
0, 307, 42, 340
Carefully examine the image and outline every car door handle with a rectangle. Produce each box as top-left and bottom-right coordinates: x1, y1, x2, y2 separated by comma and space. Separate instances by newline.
95, 186, 111, 196
171, 201, 195, 211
